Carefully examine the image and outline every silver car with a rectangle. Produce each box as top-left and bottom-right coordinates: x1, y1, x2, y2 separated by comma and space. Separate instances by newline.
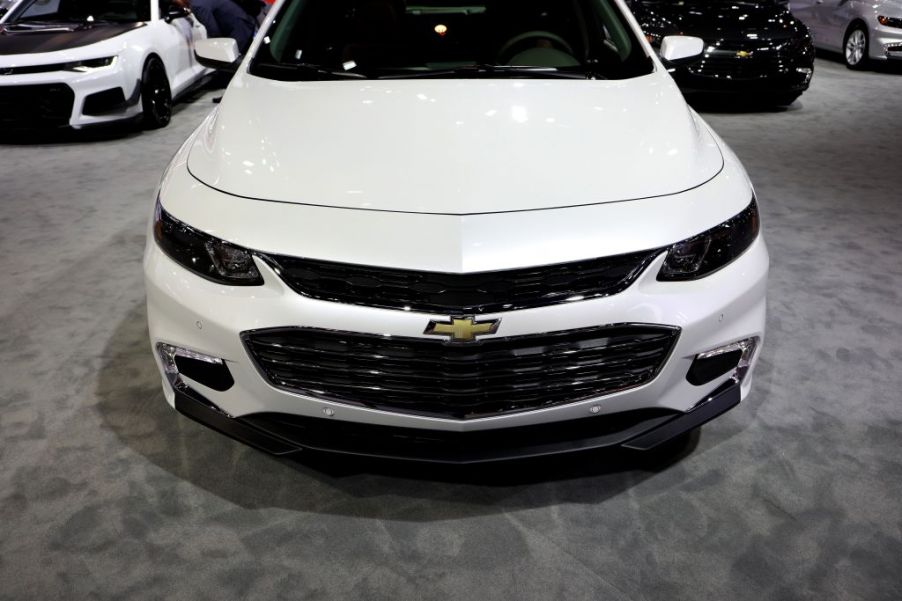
791, 0, 902, 68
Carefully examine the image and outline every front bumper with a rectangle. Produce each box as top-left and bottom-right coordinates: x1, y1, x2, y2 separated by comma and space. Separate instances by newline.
674, 67, 813, 95
145, 230, 767, 448
873, 23, 902, 60
0, 61, 140, 129
673, 41, 815, 96
174, 378, 742, 463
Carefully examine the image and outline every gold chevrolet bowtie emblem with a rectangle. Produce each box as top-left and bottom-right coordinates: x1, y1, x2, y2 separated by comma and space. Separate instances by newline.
424, 316, 500, 343
736, 50, 752, 59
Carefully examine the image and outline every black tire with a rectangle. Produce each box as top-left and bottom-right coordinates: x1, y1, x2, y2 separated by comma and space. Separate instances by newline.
843, 24, 869, 70
141, 57, 172, 129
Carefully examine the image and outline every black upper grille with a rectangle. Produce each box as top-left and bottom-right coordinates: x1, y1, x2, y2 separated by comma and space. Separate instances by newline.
690, 47, 794, 80
261, 250, 661, 314
0, 84, 74, 129
243, 324, 680, 420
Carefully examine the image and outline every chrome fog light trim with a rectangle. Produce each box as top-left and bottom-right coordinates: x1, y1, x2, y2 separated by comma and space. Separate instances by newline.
156, 343, 234, 393
796, 67, 813, 84
696, 336, 759, 384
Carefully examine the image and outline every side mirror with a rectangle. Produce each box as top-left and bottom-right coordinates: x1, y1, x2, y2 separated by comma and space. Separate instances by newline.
164, 5, 189, 23
194, 38, 241, 72
659, 35, 704, 68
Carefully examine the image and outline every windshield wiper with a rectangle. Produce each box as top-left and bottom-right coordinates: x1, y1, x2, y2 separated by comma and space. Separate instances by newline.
252, 61, 368, 81
5, 21, 76, 31
377, 64, 596, 80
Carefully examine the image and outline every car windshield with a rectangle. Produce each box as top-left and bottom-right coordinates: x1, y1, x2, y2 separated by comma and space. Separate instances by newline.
7, 0, 148, 23
250, 0, 654, 80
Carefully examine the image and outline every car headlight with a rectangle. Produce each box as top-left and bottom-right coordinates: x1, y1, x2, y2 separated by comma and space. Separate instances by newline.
658, 198, 759, 281
878, 15, 902, 29
153, 198, 264, 285
65, 56, 117, 72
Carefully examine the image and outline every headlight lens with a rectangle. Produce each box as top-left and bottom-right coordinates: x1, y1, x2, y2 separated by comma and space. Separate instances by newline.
153, 199, 264, 285
878, 15, 902, 29
658, 199, 759, 281
66, 56, 116, 72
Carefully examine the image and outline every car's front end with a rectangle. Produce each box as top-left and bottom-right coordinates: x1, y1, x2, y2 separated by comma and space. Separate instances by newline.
0, 49, 144, 130
631, 0, 814, 103
0, 0, 151, 130
869, 2, 902, 61
145, 0, 768, 463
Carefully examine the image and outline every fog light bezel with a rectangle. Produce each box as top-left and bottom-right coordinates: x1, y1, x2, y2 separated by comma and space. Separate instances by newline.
156, 343, 234, 393
687, 336, 759, 387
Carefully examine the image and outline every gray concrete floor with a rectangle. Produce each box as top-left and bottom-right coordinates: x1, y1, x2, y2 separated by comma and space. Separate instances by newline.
2, 58, 901, 600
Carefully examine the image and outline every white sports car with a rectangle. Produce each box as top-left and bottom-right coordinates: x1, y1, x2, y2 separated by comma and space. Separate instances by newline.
145, 0, 769, 463
0, 0, 209, 130
791, 0, 902, 68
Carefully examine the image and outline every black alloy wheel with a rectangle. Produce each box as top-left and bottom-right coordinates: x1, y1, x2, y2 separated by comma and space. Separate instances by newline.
141, 57, 172, 129
844, 24, 869, 70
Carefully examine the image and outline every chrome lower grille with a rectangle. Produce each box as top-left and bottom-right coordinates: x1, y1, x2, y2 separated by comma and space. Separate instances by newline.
243, 324, 680, 420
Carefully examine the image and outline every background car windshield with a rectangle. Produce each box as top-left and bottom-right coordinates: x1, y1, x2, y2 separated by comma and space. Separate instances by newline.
251, 0, 654, 79
8, 0, 148, 23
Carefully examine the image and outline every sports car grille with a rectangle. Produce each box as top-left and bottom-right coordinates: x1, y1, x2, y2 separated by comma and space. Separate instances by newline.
261, 250, 661, 314
242, 324, 680, 420
0, 83, 74, 128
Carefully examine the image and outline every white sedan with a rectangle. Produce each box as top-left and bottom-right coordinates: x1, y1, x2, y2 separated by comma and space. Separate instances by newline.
0, 0, 209, 130
145, 0, 768, 463
791, 0, 902, 68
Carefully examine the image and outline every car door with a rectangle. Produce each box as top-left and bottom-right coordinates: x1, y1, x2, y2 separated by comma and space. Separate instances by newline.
792, 0, 832, 46
808, 0, 853, 50
820, 0, 857, 48
154, 0, 207, 96
790, 0, 819, 38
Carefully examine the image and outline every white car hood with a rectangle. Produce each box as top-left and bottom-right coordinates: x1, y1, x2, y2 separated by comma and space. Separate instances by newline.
187, 72, 723, 215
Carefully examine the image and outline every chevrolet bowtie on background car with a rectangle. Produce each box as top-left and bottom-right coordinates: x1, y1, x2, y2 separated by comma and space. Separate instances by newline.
0, 0, 210, 131
145, 0, 769, 464
627, 0, 815, 106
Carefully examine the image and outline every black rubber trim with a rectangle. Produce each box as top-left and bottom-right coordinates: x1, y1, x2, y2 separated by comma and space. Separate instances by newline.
174, 385, 298, 456
621, 380, 740, 450
173, 380, 741, 463
241, 410, 678, 464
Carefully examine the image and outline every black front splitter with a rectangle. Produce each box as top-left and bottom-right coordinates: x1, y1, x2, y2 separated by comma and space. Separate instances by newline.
174, 381, 740, 464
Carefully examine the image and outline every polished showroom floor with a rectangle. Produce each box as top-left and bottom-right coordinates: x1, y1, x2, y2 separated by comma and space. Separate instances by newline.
1, 58, 901, 600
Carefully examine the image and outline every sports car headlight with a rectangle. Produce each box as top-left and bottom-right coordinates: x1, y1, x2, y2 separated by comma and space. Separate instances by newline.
878, 15, 902, 29
658, 199, 759, 281
153, 198, 264, 285
66, 56, 117, 72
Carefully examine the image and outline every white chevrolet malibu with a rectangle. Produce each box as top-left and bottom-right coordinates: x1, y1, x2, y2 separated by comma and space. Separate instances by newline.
145, 0, 768, 463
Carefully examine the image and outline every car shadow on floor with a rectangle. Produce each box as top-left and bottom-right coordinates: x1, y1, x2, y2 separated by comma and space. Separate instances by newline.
93, 302, 732, 521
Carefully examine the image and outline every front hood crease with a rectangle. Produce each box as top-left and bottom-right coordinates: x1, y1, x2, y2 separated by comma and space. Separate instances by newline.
187, 74, 724, 215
